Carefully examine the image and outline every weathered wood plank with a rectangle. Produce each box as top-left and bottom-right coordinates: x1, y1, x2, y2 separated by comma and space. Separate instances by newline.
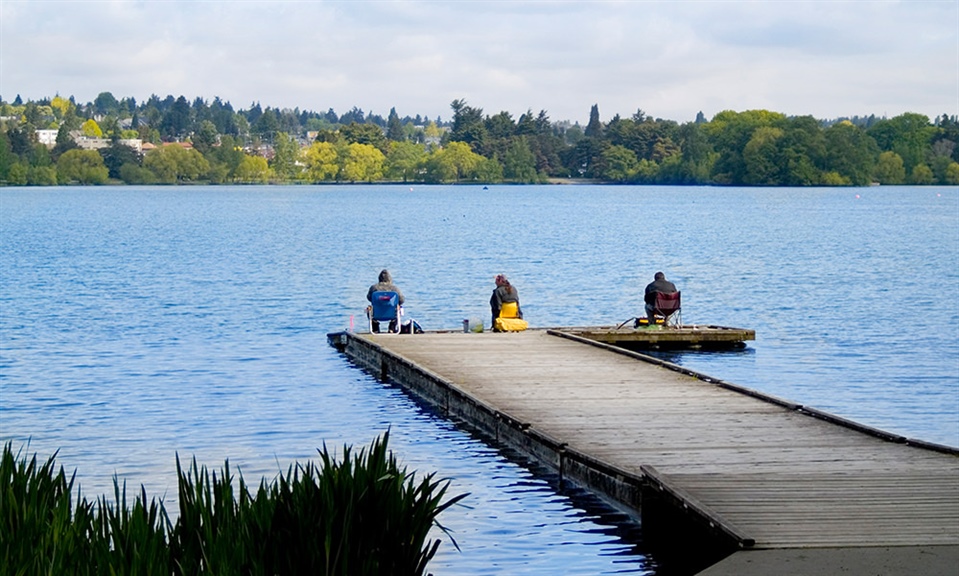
335, 329, 959, 554
559, 325, 756, 347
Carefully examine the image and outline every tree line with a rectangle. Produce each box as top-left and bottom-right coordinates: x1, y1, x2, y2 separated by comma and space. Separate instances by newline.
1, 92, 957, 186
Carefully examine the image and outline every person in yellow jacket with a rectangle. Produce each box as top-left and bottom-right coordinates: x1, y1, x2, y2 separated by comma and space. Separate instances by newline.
490, 274, 526, 331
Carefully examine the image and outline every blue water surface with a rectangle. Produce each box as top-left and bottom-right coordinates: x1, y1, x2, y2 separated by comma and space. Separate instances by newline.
2, 185, 957, 574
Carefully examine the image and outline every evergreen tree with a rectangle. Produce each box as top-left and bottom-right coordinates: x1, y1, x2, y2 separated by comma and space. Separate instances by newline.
585, 104, 603, 138
387, 108, 405, 141
160, 96, 193, 140
448, 99, 486, 149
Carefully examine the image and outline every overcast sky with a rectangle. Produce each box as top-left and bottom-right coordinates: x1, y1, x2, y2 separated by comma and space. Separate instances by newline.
2, 0, 956, 125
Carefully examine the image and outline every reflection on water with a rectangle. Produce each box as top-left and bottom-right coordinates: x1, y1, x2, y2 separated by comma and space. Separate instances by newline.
643, 346, 757, 368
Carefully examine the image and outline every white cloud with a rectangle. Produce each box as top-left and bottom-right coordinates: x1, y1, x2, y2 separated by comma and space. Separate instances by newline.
1, 0, 955, 124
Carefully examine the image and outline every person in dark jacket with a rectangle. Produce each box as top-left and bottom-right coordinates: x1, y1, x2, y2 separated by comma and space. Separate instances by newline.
644, 271, 677, 320
367, 269, 404, 333
490, 274, 522, 330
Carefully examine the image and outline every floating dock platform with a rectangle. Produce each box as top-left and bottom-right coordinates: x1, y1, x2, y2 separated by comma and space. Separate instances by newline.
561, 324, 755, 349
327, 329, 959, 575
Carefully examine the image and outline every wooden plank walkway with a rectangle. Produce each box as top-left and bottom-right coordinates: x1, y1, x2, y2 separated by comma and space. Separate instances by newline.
561, 325, 755, 348
331, 329, 959, 573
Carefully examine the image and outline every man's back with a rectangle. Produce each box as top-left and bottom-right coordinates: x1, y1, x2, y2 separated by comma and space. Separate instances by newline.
645, 273, 677, 306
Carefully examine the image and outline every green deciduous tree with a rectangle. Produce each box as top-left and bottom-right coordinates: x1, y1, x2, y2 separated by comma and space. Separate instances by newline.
302, 141, 339, 182
271, 132, 301, 181
502, 137, 539, 183
341, 143, 385, 182
909, 163, 934, 184
424, 141, 482, 182
203, 135, 245, 182
705, 109, 787, 185
662, 122, 714, 184
929, 140, 957, 184
777, 116, 826, 186
820, 171, 849, 186
0, 129, 15, 180
50, 95, 74, 119
423, 121, 441, 146
867, 113, 936, 174
100, 116, 120, 139
0, 130, 19, 183
605, 115, 664, 162
57, 149, 108, 184
7, 162, 28, 185
234, 154, 272, 183
94, 91, 120, 115
142, 148, 178, 183
597, 144, 638, 182
874, 151, 906, 184
143, 145, 210, 184
944, 162, 959, 185
824, 121, 879, 186
81, 119, 103, 138
7, 90, 949, 188
119, 162, 156, 184
634, 158, 661, 182
742, 126, 785, 185
28, 165, 58, 185
473, 155, 504, 183
385, 141, 427, 182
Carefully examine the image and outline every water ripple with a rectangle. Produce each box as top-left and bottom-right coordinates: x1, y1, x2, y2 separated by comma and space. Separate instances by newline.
3, 185, 957, 574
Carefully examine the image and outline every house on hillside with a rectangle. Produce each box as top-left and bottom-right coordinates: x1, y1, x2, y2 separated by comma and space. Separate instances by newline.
36, 130, 59, 147
69, 131, 143, 153
33, 129, 144, 153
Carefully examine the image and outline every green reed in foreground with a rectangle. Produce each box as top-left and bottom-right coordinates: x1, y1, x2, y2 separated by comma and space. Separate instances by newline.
1, 432, 466, 575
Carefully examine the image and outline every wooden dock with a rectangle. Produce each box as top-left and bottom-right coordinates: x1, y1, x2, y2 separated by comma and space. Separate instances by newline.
560, 324, 755, 349
328, 329, 959, 575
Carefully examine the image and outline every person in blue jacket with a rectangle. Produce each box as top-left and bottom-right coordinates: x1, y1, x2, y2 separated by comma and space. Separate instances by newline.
367, 269, 404, 333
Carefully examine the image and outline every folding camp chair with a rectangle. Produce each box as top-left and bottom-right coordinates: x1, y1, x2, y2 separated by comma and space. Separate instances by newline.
651, 291, 682, 327
368, 291, 401, 333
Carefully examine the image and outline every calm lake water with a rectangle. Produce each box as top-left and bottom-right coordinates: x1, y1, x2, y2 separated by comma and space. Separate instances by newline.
2, 184, 957, 574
